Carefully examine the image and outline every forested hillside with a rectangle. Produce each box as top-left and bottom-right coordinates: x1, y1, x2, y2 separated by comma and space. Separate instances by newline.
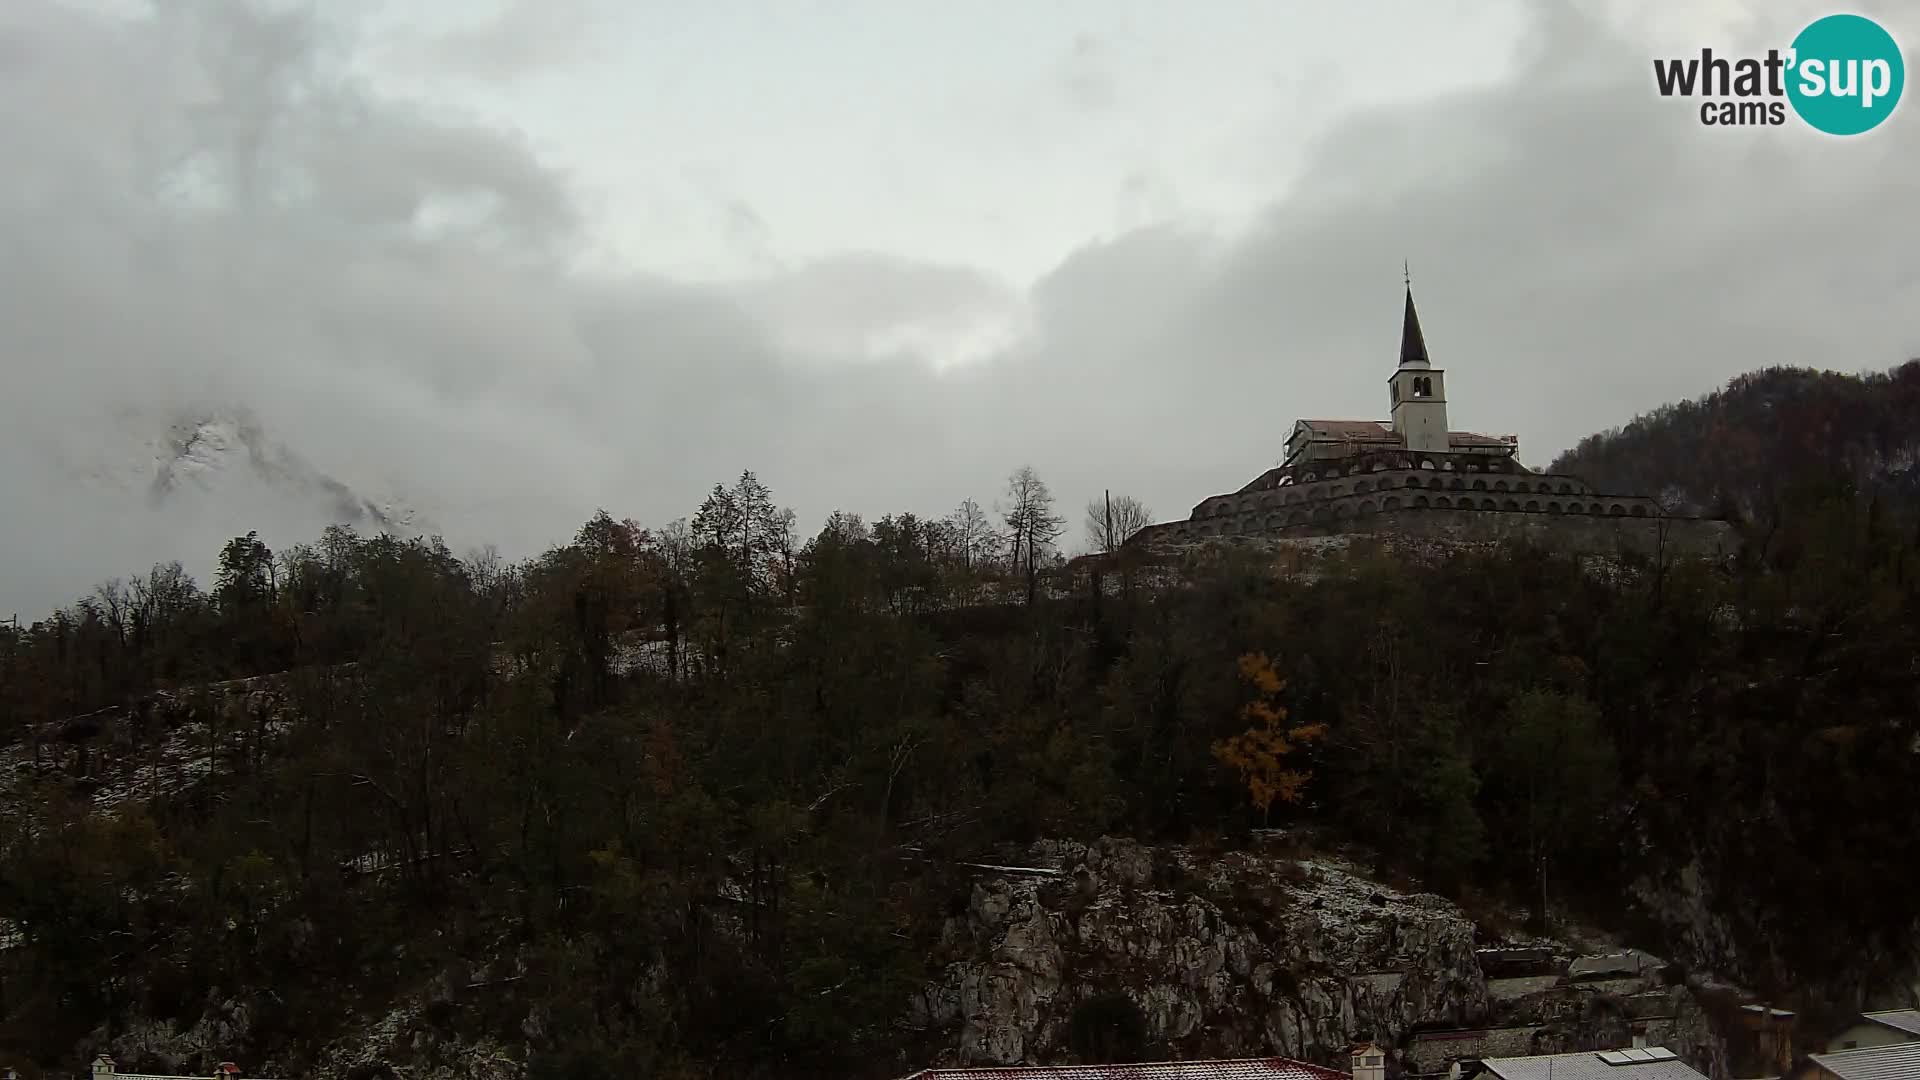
1552, 360, 1920, 522
1, 390, 1918, 1078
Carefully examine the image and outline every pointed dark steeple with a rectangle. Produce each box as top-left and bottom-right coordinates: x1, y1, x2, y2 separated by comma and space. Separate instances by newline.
1399, 282, 1430, 369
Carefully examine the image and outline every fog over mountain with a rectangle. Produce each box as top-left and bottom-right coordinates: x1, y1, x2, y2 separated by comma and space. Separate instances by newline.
3, 0, 1917, 616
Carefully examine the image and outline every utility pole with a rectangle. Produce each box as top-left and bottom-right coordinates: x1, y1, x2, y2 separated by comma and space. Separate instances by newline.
1104, 490, 1113, 553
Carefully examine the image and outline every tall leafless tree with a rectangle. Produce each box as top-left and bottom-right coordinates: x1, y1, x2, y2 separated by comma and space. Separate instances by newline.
1084, 492, 1153, 554
999, 466, 1065, 606
945, 498, 996, 570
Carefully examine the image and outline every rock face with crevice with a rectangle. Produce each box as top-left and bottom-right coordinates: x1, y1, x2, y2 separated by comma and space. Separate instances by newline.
904, 838, 1738, 1077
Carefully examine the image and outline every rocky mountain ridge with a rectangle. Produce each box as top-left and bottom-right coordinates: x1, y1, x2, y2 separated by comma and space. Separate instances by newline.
56, 406, 429, 537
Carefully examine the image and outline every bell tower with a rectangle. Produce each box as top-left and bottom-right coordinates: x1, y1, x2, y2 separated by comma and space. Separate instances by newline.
1388, 280, 1449, 453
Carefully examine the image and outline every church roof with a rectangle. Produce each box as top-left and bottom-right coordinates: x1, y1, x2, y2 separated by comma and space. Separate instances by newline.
1290, 421, 1512, 450
1400, 285, 1430, 369
1294, 419, 1398, 441
1448, 431, 1515, 447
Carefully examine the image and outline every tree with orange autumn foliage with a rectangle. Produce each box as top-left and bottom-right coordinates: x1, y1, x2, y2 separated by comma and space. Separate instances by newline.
1211, 653, 1326, 821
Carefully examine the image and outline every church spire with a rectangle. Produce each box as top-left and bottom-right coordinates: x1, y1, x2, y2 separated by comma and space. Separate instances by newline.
1399, 281, 1430, 369
1388, 275, 1447, 451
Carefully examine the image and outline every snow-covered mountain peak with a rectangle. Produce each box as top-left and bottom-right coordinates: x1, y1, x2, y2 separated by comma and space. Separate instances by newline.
71, 404, 433, 537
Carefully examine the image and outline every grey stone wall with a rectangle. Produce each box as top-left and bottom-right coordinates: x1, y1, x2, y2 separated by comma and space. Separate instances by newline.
1136, 502, 1735, 560
1334, 508, 1737, 558
1129, 447, 1738, 562
1407, 1026, 1555, 1072
1192, 467, 1610, 524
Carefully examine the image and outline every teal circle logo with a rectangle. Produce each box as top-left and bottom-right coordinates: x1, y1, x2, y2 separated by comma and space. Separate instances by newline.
1787, 14, 1904, 135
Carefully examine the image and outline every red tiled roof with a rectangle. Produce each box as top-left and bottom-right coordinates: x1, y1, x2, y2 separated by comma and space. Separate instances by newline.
1295, 420, 1398, 440
1446, 431, 1515, 447
1291, 421, 1515, 450
904, 1058, 1350, 1080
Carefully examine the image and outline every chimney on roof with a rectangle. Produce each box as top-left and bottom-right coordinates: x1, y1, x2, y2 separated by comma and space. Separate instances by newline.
92, 1055, 115, 1078
1352, 1041, 1387, 1080
1739, 1004, 1795, 1076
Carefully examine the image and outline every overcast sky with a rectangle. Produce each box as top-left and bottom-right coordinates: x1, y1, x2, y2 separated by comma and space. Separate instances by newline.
3, 0, 1917, 616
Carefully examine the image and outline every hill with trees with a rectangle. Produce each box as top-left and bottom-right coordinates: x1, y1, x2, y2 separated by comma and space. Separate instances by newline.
0, 367, 1917, 1079
1552, 361, 1920, 524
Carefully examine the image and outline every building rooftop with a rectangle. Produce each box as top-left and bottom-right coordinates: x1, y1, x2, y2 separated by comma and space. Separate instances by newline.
1568, 951, 1662, 981
900, 1059, 1351, 1080
1287, 420, 1515, 450
1480, 1048, 1706, 1080
1446, 431, 1519, 448
1294, 419, 1400, 441
1807, 1041, 1920, 1080
88, 1057, 248, 1079
1861, 1009, 1920, 1038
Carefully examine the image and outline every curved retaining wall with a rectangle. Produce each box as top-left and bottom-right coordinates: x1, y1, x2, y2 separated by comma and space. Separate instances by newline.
1315, 507, 1736, 556
1138, 506, 1736, 558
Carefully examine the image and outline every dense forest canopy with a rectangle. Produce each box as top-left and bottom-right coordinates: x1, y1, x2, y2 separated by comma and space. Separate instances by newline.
1, 368, 1918, 1079
1552, 360, 1920, 521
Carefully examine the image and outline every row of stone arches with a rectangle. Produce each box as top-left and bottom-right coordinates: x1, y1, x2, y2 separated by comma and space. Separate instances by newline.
1295, 456, 1518, 485
1216, 473, 1589, 516
1393, 497, 1645, 516
1347, 477, 1581, 496
1398, 497, 1644, 516
1190, 498, 1653, 534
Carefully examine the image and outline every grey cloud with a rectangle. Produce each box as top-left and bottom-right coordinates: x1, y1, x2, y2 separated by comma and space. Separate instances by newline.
720, 198, 778, 269
4, 0, 1918, 617
404, 0, 609, 83
1115, 171, 1180, 233
736, 253, 1025, 368
1060, 32, 1116, 111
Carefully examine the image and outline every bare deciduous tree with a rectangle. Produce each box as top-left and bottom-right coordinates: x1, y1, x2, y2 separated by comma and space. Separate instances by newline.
999, 466, 1065, 606
945, 498, 996, 569
1083, 492, 1154, 554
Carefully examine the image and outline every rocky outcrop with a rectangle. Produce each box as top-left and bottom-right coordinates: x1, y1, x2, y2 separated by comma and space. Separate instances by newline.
95, 966, 528, 1080
101, 997, 255, 1076
1628, 856, 1752, 984
299, 996, 523, 1080
1631, 849, 1920, 1026
906, 838, 1743, 1077
907, 838, 1488, 1069
1, 671, 303, 811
